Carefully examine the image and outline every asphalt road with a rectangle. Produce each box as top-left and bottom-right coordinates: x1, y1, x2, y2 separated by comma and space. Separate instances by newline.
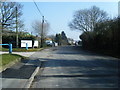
30, 46, 120, 88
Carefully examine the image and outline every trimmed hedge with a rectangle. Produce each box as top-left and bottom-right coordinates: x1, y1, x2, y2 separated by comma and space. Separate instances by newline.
2, 34, 36, 48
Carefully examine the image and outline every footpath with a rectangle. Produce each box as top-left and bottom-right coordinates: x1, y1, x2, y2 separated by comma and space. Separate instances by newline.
0, 51, 36, 57
0, 51, 41, 89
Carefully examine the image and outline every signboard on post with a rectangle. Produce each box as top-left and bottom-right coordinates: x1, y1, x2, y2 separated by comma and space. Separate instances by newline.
33, 40, 39, 48
21, 40, 32, 47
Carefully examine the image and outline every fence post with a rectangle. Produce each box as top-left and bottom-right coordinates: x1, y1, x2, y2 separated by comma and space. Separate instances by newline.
9, 44, 12, 54
26, 43, 28, 50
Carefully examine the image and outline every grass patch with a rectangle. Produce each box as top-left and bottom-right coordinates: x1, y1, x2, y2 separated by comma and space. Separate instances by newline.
0, 54, 26, 66
1, 48, 43, 52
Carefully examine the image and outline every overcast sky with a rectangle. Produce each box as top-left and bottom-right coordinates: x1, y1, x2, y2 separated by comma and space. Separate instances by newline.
20, 2, 118, 41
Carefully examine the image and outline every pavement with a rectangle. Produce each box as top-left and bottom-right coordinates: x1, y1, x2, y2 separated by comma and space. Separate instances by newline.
0, 50, 41, 89
0, 51, 36, 57
30, 46, 120, 88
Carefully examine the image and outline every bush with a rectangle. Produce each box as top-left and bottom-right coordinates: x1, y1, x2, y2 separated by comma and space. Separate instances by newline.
2, 33, 36, 48
80, 17, 120, 56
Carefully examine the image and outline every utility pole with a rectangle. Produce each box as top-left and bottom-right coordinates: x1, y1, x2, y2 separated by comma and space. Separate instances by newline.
16, 7, 18, 48
40, 16, 44, 48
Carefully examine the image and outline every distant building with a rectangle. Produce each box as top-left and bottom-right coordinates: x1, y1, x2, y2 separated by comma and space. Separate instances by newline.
45, 38, 52, 41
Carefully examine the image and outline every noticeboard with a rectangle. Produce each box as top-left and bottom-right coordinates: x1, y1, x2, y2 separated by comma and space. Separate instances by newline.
21, 40, 32, 47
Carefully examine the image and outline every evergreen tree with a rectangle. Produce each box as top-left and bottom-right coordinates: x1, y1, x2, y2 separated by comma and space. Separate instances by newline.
55, 34, 62, 46
61, 31, 68, 45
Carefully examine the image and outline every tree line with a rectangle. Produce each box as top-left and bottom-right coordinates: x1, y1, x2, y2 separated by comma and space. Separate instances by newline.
54, 31, 69, 46
69, 6, 120, 56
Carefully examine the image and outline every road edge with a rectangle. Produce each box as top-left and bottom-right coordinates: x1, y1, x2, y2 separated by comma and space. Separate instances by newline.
24, 61, 41, 88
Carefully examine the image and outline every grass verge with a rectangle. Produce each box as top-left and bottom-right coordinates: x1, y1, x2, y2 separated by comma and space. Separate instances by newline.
0, 54, 26, 66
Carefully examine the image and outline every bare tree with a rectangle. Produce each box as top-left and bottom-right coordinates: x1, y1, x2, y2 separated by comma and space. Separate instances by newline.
32, 20, 49, 38
47, 35, 55, 41
32, 20, 49, 47
0, 2, 24, 48
1, 2, 23, 31
18, 19, 25, 32
69, 6, 108, 32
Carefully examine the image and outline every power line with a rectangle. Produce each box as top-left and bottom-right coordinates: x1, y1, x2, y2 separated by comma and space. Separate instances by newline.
33, 0, 43, 17
33, 0, 56, 35
33, 0, 48, 24
33, 0, 45, 47
33, 0, 50, 25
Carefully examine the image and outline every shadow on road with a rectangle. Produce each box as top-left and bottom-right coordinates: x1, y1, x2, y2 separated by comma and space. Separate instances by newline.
34, 57, 119, 88
56, 46, 88, 55
36, 57, 120, 83
38, 58, 119, 69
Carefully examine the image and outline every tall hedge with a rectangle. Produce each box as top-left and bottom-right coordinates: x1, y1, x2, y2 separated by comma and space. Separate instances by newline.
80, 17, 120, 55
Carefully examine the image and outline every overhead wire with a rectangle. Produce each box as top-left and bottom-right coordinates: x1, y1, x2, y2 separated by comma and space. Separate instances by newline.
33, 0, 56, 35
33, 0, 44, 17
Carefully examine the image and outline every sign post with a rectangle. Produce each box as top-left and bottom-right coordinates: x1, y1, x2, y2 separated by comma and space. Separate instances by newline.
0, 44, 12, 54
9, 44, 12, 53
26, 43, 28, 50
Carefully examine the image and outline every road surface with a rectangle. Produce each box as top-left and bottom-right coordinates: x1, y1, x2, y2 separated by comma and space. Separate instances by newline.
30, 46, 120, 88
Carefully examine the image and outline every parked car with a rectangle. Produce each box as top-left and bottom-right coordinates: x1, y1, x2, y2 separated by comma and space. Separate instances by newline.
45, 40, 53, 46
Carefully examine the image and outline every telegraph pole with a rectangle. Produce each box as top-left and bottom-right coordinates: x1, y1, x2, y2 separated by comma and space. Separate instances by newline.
40, 16, 44, 48
16, 7, 18, 48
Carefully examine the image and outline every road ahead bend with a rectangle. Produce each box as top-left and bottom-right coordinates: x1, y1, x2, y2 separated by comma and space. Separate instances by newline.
30, 46, 119, 88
